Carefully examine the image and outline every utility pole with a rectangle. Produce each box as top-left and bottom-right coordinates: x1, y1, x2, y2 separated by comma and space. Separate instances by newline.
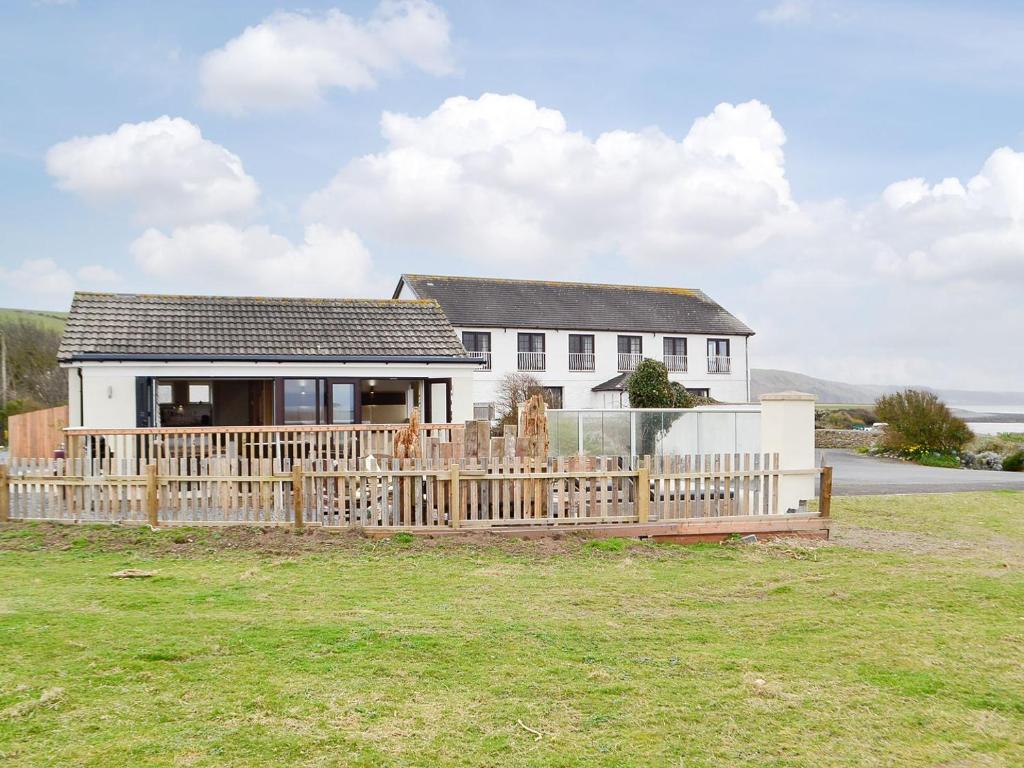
0, 330, 7, 410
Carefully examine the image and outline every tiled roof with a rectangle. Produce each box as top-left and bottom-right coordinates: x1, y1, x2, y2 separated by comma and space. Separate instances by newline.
58, 293, 473, 362
591, 373, 631, 392
397, 275, 754, 336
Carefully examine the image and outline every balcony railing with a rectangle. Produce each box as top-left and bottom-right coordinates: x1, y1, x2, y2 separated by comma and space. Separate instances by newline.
707, 356, 732, 374
568, 352, 595, 371
663, 354, 688, 372
518, 351, 546, 371
468, 350, 491, 370
617, 352, 643, 372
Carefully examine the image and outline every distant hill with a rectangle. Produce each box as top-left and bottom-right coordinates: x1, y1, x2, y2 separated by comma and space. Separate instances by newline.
751, 369, 1024, 406
0, 307, 67, 333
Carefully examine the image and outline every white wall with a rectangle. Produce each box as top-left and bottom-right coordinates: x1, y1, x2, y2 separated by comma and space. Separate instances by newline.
455, 326, 750, 410
760, 391, 816, 513
68, 360, 476, 428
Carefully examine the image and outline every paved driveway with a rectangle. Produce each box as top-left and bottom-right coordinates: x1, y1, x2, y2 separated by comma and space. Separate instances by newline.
821, 449, 1024, 496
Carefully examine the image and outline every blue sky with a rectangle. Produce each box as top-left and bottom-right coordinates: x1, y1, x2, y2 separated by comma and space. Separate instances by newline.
2, 1, 1023, 388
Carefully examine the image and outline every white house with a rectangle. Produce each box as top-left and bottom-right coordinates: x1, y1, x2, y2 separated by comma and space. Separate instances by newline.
59, 293, 479, 428
393, 275, 754, 415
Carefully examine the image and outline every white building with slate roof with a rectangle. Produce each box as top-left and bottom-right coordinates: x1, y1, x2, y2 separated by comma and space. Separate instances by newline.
394, 275, 754, 414
58, 293, 480, 429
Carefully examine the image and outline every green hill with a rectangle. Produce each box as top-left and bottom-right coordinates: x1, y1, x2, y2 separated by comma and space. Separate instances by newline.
0, 307, 67, 333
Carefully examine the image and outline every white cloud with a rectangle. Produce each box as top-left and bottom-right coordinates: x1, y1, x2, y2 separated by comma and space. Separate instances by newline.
303, 91, 1024, 388
46, 116, 259, 227
305, 93, 795, 269
130, 223, 377, 297
200, 0, 453, 114
0, 259, 118, 309
756, 1, 814, 25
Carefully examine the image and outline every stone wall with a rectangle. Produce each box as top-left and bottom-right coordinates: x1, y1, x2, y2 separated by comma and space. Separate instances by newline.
815, 428, 876, 449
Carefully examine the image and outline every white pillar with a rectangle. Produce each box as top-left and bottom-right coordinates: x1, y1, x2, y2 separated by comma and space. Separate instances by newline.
759, 391, 816, 513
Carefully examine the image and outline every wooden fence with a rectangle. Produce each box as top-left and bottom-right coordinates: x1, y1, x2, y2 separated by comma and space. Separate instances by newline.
0, 453, 826, 530
62, 423, 466, 470
7, 405, 69, 459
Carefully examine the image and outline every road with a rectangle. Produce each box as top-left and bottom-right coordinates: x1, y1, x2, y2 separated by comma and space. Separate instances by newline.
821, 449, 1024, 495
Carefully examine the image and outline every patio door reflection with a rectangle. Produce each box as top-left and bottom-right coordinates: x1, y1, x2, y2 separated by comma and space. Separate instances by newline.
327, 380, 358, 424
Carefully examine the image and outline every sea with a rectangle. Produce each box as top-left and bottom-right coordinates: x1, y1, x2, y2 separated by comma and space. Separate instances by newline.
950, 404, 1024, 436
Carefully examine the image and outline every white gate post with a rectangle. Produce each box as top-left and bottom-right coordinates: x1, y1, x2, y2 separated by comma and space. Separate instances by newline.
759, 392, 816, 513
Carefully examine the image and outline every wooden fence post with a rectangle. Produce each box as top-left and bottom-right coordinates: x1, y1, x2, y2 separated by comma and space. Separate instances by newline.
0, 464, 9, 523
292, 463, 304, 529
636, 459, 650, 524
145, 462, 159, 527
819, 465, 832, 518
449, 464, 461, 529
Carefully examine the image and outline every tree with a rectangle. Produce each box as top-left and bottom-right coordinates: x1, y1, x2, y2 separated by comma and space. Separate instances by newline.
494, 372, 556, 429
626, 360, 693, 408
626, 359, 675, 408
875, 389, 972, 454
626, 360, 694, 455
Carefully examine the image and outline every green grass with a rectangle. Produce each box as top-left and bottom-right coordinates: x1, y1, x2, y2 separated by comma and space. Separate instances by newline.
0, 307, 67, 332
913, 451, 961, 468
1, 494, 1023, 767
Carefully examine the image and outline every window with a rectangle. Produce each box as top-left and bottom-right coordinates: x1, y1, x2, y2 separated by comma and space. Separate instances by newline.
664, 337, 687, 356
540, 386, 563, 409
518, 332, 545, 352
617, 335, 642, 371
568, 334, 595, 371
663, 337, 687, 371
687, 388, 710, 398
282, 379, 318, 425
518, 333, 545, 370
328, 381, 356, 424
707, 338, 731, 374
617, 335, 642, 354
188, 383, 211, 403
462, 331, 491, 352
462, 331, 492, 370
156, 384, 173, 405
473, 402, 496, 421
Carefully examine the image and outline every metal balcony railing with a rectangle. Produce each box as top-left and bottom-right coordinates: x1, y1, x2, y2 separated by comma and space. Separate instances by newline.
568, 352, 595, 371
518, 351, 546, 371
469, 350, 491, 370
707, 356, 732, 374
663, 354, 688, 372
617, 352, 643, 372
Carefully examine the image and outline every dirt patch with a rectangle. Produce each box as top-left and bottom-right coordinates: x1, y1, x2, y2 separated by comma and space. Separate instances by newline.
0, 521, 678, 560
829, 523, 977, 556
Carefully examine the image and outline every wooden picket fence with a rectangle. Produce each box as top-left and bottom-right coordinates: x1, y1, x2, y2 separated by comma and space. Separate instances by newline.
61, 423, 466, 470
0, 453, 827, 529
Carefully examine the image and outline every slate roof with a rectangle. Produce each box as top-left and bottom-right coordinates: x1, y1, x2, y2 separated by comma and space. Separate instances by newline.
58, 293, 475, 363
591, 373, 631, 392
397, 275, 754, 336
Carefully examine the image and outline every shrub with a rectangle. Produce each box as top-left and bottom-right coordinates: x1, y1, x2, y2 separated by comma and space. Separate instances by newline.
1004, 451, 1024, 472
874, 390, 972, 454
912, 450, 960, 469
626, 359, 675, 408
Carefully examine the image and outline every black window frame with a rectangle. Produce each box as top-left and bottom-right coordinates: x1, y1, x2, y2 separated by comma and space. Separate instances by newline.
663, 337, 687, 357
568, 333, 594, 354
617, 335, 642, 354
461, 331, 491, 353
707, 338, 730, 358
517, 332, 545, 353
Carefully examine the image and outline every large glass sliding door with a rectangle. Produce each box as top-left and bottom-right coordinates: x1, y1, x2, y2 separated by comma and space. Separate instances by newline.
327, 379, 358, 424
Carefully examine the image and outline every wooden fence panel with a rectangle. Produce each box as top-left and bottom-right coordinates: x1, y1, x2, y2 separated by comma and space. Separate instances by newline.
1, 452, 816, 527
8, 405, 69, 459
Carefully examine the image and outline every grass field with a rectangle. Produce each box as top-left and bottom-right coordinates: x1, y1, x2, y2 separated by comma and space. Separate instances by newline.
1, 493, 1023, 767
0, 307, 67, 332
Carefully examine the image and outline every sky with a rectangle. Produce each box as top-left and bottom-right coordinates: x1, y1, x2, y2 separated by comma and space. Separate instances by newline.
1, 0, 1023, 390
